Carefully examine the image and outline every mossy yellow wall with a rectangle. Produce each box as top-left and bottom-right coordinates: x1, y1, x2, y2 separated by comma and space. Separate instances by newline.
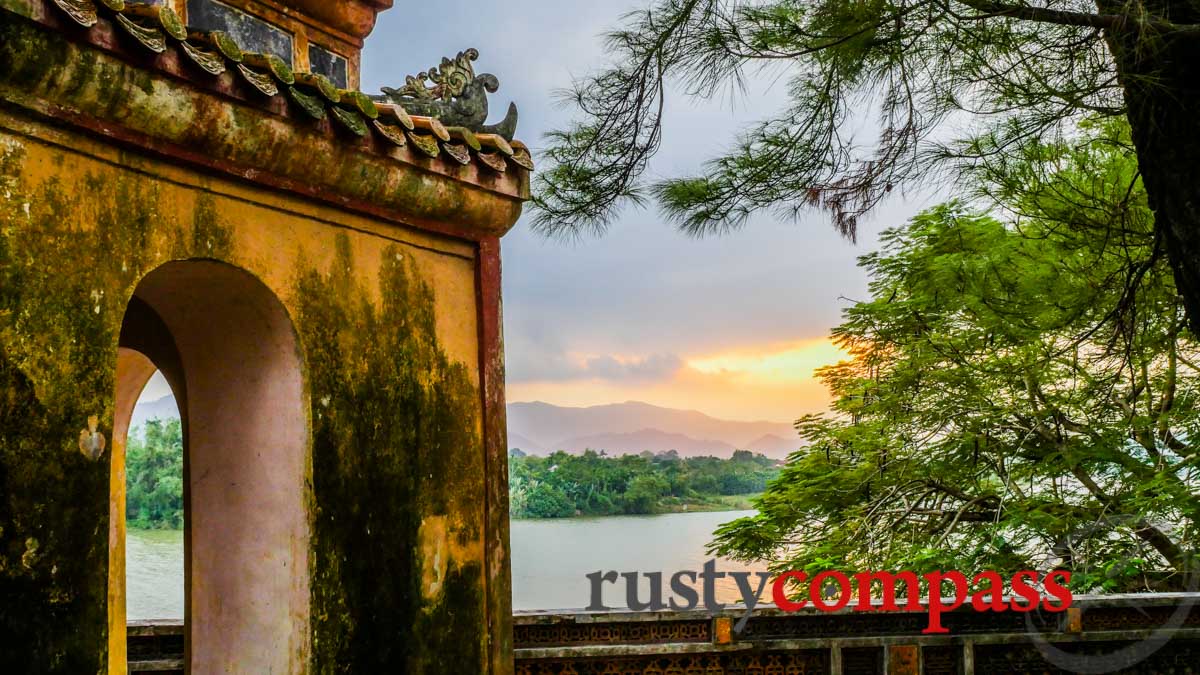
0, 105, 496, 672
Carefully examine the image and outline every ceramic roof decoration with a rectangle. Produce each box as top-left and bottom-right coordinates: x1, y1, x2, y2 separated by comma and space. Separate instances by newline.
37, 0, 534, 178
377, 48, 520, 142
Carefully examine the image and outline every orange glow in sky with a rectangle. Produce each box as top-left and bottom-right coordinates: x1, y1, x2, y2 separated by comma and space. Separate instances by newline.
507, 338, 847, 422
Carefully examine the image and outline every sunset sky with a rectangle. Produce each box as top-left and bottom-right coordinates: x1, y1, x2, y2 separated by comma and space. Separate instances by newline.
357, 0, 935, 423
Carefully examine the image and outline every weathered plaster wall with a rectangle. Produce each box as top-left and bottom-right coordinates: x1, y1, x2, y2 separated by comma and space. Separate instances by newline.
133, 260, 312, 675
299, 237, 490, 673
0, 98, 495, 673
108, 348, 158, 670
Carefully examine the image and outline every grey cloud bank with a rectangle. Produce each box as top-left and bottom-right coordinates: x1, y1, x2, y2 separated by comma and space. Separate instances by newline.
360, 1, 934, 404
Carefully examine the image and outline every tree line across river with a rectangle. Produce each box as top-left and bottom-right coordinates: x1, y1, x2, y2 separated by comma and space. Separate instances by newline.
124, 417, 781, 528
125, 418, 184, 530
508, 448, 780, 519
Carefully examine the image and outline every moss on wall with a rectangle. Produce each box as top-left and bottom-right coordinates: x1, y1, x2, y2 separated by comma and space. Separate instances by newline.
0, 0, 33, 19
0, 139, 143, 672
0, 94, 495, 670
0, 136, 240, 672
0, 14, 527, 239
299, 236, 488, 673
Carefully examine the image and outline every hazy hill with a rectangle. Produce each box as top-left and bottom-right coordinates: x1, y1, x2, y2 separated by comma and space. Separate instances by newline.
556, 429, 738, 457
744, 434, 802, 458
506, 431, 546, 455
130, 394, 180, 431
131, 395, 802, 459
508, 401, 798, 459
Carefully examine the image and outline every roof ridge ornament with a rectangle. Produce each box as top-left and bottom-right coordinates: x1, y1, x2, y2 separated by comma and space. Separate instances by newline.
38, 0, 533, 176
377, 49, 519, 141
397, 49, 481, 102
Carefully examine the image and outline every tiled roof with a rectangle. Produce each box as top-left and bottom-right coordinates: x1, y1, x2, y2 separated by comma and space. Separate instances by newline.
45, 0, 534, 174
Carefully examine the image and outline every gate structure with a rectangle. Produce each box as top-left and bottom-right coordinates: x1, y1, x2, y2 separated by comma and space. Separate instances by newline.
0, 1, 528, 672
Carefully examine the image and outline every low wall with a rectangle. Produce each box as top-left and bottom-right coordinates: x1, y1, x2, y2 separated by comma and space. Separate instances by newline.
513, 593, 1200, 674
128, 593, 1200, 673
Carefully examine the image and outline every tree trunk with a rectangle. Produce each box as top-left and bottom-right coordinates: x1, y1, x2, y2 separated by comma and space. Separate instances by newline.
1105, 18, 1200, 334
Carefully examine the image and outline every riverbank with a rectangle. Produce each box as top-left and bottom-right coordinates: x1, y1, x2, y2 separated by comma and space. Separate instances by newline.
129, 493, 760, 527
660, 493, 759, 513
511, 493, 759, 519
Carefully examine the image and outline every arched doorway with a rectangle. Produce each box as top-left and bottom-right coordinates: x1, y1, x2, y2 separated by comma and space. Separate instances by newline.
109, 261, 311, 674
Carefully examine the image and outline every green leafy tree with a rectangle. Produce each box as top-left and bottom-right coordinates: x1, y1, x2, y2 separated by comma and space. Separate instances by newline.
524, 482, 577, 518
625, 473, 672, 514
508, 449, 780, 517
126, 418, 184, 530
535, 0, 1200, 332
711, 121, 1199, 592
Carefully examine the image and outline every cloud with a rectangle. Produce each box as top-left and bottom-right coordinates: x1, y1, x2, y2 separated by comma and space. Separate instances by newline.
362, 0, 936, 420
508, 359, 835, 423
507, 339, 847, 422
507, 349, 685, 384
687, 339, 847, 385
583, 353, 685, 381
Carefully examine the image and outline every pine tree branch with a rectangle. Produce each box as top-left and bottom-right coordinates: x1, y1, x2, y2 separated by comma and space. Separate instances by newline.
949, 0, 1200, 35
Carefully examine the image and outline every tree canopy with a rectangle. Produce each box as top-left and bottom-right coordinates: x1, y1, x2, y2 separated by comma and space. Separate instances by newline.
709, 120, 1198, 592
534, 0, 1200, 331
509, 448, 779, 518
126, 418, 184, 530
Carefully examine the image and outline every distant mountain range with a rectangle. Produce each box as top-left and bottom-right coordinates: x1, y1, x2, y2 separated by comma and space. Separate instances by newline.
130, 394, 180, 431
507, 401, 800, 459
554, 429, 738, 457
131, 396, 802, 459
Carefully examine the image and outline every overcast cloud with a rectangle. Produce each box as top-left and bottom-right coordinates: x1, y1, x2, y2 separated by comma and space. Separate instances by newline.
360, 1, 938, 421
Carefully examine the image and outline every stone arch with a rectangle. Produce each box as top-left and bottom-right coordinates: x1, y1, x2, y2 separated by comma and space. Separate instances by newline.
110, 260, 310, 674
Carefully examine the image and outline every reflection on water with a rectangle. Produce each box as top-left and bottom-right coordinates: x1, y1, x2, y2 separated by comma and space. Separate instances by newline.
126, 529, 184, 621
125, 509, 762, 620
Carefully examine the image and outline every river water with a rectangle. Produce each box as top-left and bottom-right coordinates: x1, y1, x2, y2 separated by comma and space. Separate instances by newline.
126, 528, 186, 621
126, 510, 761, 620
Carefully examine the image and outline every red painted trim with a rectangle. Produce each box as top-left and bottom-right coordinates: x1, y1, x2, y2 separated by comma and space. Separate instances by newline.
476, 237, 513, 673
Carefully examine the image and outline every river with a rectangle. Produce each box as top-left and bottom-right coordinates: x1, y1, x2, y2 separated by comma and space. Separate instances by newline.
126, 509, 761, 620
